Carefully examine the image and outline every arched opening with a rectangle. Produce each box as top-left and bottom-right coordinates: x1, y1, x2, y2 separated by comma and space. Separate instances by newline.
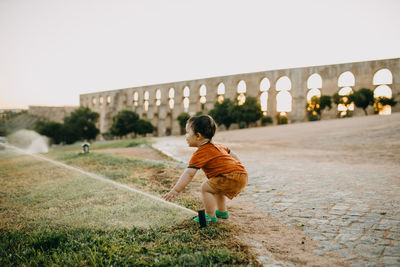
276, 76, 292, 91
373, 69, 393, 115
259, 77, 270, 115
306, 88, 321, 102
217, 82, 225, 104
144, 91, 149, 112
106, 96, 111, 106
133, 91, 139, 107
155, 89, 161, 106
168, 88, 175, 110
373, 69, 392, 85
338, 71, 355, 87
307, 73, 322, 89
260, 92, 268, 114
276, 76, 292, 117
99, 96, 103, 107
237, 80, 246, 105
276, 91, 292, 113
337, 71, 355, 116
199, 84, 207, 110
92, 97, 97, 106
183, 86, 190, 112
374, 85, 393, 115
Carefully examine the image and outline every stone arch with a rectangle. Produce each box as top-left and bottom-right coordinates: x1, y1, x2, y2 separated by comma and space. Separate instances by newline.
275, 76, 292, 115
373, 68, 393, 115
168, 88, 175, 109
337, 71, 355, 116
276, 76, 292, 91
338, 71, 355, 87
307, 73, 323, 89
276, 90, 292, 113
217, 82, 225, 103
199, 84, 207, 110
143, 91, 149, 112
237, 80, 247, 105
373, 68, 392, 85
259, 77, 270, 114
306, 73, 322, 104
182, 86, 190, 112
99, 96, 104, 107
155, 89, 161, 106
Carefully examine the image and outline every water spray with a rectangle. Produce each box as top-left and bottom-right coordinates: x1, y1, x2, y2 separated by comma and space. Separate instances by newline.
2, 143, 197, 216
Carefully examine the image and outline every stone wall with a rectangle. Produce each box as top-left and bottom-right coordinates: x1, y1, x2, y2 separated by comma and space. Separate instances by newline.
80, 58, 400, 137
28, 106, 79, 123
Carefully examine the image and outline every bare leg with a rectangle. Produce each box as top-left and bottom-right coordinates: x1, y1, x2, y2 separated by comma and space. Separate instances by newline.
201, 181, 218, 217
214, 194, 227, 212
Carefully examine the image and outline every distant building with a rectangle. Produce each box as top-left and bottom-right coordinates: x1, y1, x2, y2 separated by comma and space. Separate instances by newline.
28, 106, 79, 123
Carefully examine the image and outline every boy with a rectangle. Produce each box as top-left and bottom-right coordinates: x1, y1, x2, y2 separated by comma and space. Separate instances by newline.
164, 115, 248, 223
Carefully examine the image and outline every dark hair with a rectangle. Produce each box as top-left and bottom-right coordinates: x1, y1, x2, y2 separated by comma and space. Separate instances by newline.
187, 115, 216, 140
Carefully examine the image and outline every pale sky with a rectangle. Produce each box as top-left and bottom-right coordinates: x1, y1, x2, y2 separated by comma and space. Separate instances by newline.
1, 0, 399, 109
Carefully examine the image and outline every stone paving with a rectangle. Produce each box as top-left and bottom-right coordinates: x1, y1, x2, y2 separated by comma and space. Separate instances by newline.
154, 113, 400, 266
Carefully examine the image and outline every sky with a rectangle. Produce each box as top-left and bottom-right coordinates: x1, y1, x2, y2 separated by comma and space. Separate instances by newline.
0, 0, 399, 109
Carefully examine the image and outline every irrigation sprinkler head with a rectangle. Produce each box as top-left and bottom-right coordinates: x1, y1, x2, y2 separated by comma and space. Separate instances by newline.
198, 209, 207, 228
82, 143, 90, 153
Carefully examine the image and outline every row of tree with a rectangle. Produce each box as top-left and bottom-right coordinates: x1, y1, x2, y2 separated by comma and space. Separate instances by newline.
35, 108, 154, 144
306, 88, 397, 120
34, 88, 397, 143
177, 96, 266, 132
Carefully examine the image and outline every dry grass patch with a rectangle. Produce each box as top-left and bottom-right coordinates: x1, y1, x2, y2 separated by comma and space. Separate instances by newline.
0, 152, 193, 231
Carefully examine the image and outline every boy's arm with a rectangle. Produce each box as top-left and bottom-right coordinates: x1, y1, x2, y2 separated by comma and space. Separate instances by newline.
164, 168, 197, 201
230, 150, 242, 162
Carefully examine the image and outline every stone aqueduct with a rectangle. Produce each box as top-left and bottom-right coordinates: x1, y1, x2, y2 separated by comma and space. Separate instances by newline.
80, 58, 399, 137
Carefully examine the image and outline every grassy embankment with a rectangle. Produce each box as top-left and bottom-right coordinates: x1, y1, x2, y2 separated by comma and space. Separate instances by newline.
0, 139, 258, 266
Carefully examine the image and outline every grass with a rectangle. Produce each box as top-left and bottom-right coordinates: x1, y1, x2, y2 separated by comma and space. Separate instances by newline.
0, 141, 258, 266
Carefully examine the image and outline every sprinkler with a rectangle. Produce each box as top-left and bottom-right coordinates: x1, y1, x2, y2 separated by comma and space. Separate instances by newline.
198, 209, 207, 228
82, 143, 90, 153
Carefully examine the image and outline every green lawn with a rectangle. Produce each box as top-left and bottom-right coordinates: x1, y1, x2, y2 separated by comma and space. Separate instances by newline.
0, 142, 258, 266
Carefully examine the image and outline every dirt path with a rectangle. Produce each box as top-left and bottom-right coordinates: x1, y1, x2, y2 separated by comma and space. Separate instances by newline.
153, 113, 400, 266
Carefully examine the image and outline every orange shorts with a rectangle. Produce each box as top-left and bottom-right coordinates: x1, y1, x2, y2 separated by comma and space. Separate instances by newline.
207, 173, 248, 200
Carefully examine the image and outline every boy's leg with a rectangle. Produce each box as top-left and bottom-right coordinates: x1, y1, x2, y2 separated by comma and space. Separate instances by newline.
214, 194, 227, 212
201, 181, 218, 217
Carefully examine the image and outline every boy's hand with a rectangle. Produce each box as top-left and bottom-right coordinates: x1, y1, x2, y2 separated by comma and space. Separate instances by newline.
164, 189, 179, 202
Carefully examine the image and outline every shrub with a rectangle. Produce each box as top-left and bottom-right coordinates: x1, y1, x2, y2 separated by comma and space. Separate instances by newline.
353, 88, 374, 115
277, 113, 288, 125
261, 115, 273, 126
209, 99, 235, 130
177, 113, 190, 134
110, 110, 139, 138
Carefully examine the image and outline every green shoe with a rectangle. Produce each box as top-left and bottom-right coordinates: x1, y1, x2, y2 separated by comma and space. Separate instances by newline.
194, 214, 218, 223
216, 209, 229, 219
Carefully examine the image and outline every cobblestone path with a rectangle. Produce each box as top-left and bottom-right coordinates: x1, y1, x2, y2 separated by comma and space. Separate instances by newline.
154, 114, 400, 266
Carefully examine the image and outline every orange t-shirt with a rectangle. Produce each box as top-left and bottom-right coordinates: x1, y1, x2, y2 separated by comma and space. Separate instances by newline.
188, 142, 247, 178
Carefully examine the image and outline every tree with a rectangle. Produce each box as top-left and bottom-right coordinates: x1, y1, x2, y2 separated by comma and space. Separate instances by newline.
333, 92, 353, 117
135, 119, 154, 136
63, 107, 100, 143
231, 96, 262, 128
34, 120, 64, 144
177, 112, 190, 134
374, 96, 398, 114
209, 99, 235, 129
306, 95, 332, 121
352, 88, 374, 115
110, 110, 139, 137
